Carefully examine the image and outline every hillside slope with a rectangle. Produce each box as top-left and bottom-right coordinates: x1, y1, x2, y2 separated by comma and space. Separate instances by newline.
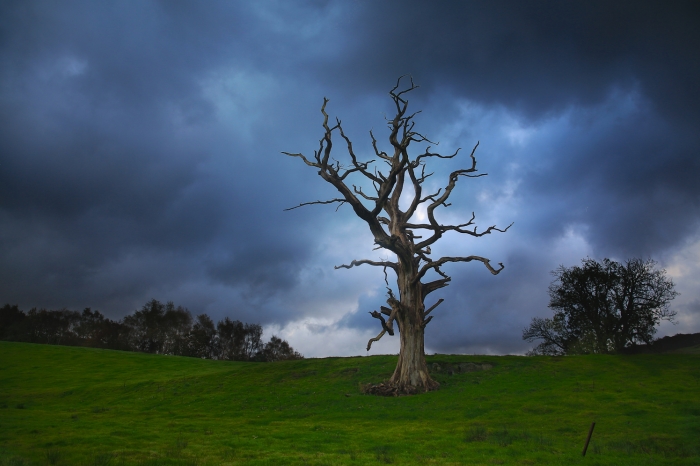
1, 341, 698, 465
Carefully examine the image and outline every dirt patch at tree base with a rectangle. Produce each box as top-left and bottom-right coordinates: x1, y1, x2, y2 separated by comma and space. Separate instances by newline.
360, 381, 440, 397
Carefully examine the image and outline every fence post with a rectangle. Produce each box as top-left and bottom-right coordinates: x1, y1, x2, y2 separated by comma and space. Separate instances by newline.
582, 422, 596, 456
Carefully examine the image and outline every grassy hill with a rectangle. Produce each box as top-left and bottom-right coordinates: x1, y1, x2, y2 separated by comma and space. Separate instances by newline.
621, 333, 700, 355
0, 341, 698, 465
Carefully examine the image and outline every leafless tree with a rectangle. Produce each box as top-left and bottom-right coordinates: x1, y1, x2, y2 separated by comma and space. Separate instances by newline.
284, 77, 511, 394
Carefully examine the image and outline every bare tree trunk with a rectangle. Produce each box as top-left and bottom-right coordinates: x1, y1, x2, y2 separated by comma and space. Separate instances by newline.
390, 309, 439, 392
388, 266, 439, 393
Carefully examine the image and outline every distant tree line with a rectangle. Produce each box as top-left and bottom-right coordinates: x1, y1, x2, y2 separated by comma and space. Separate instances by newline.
0, 299, 303, 362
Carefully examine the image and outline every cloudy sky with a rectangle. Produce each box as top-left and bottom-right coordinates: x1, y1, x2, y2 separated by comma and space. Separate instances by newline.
2, 1, 699, 357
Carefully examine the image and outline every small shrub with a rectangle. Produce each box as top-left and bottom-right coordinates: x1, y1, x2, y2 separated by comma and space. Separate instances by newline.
533, 433, 552, 447
164, 434, 189, 458
374, 445, 394, 464
492, 428, 513, 447
176, 434, 188, 450
221, 447, 236, 460
45, 448, 61, 465
91, 452, 113, 466
465, 425, 488, 442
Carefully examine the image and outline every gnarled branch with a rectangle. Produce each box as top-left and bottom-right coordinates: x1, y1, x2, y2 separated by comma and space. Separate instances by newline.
422, 277, 451, 297
337, 123, 380, 182
335, 259, 398, 272
353, 185, 378, 201
366, 328, 386, 351
383, 291, 401, 335
370, 130, 392, 161
415, 142, 485, 250
370, 310, 391, 335
415, 255, 505, 285
415, 145, 462, 166
405, 217, 514, 238
423, 298, 444, 318
284, 198, 347, 211
282, 151, 320, 168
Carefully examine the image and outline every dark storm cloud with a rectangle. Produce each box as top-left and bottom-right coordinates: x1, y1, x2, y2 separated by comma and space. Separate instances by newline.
321, 1, 700, 123
1, 0, 699, 355
0, 0, 326, 318
524, 107, 700, 256
306, 0, 700, 258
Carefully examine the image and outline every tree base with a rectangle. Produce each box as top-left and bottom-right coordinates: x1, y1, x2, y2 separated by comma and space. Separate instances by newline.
360, 380, 440, 397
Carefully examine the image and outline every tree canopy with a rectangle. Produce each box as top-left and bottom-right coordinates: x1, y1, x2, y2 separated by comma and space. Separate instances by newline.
523, 258, 678, 355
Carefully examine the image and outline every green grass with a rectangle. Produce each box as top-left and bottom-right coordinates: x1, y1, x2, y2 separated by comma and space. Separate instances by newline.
0, 341, 699, 465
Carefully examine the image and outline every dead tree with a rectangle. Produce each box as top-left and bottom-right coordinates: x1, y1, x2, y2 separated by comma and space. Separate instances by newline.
284, 77, 511, 394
